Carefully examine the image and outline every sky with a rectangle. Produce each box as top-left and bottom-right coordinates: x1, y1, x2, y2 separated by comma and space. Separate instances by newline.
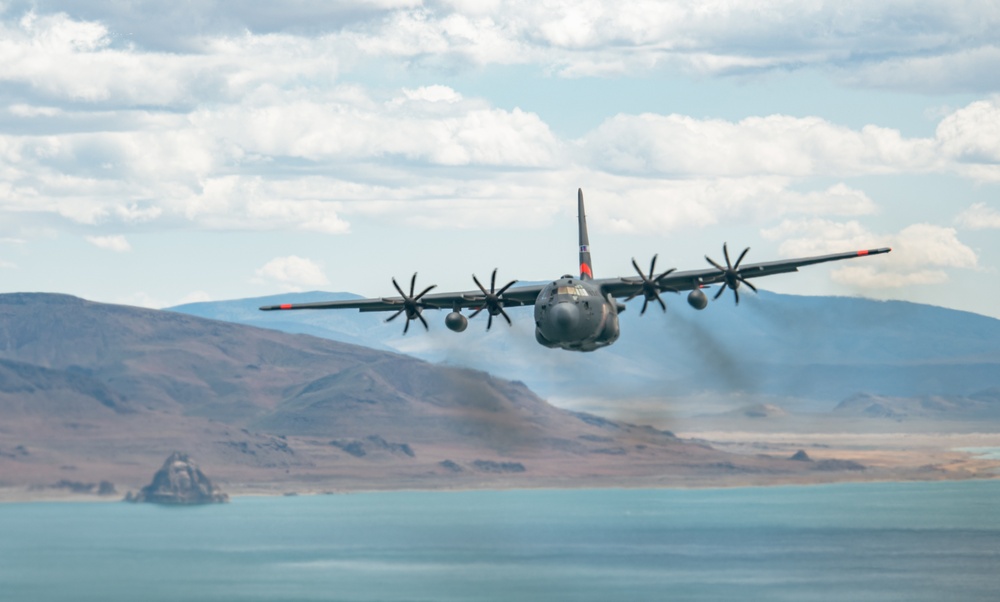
1, 0, 999, 318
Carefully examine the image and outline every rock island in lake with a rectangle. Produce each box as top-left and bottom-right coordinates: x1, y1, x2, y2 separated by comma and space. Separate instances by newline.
127, 452, 228, 504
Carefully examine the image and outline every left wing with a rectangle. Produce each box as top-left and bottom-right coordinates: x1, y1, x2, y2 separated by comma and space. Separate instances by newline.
598, 246, 892, 303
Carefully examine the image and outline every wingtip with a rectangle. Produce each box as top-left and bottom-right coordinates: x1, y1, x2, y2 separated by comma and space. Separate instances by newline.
260, 303, 293, 311
858, 247, 892, 257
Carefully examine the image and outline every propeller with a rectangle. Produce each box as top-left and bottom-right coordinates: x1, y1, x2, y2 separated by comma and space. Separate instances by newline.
385, 273, 437, 334
469, 268, 518, 330
624, 254, 679, 315
705, 243, 757, 305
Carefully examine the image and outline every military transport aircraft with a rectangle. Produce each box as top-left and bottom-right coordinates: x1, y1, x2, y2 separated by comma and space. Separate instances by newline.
261, 189, 891, 352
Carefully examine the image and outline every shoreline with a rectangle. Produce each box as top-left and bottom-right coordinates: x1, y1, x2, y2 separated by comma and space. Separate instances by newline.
4, 471, 998, 504
6, 430, 998, 504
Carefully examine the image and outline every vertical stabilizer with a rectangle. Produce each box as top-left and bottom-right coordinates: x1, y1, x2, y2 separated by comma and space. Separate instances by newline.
578, 188, 593, 280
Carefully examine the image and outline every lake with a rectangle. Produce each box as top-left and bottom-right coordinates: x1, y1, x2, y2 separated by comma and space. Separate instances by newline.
2, 480, 998, 601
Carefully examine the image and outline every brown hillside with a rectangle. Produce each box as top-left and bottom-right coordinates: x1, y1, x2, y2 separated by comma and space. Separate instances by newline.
0, 293, 850, 496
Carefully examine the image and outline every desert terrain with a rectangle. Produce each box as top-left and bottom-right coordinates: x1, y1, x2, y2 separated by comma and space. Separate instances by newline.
2, 293, 998, 502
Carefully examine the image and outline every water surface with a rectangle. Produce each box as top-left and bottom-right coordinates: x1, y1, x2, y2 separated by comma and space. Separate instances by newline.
1, 481, 998, 601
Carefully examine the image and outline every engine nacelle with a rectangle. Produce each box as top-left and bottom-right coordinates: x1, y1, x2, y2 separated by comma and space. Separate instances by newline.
687, 288, 708, 310
445, 311, 468, 332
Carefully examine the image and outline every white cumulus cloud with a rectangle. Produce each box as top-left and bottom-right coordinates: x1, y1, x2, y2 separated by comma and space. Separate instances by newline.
0, 9, 998, 242
332, 0, 1000, 88
254, 255, 330, 290
85, 234, 131, 252
934, 98, 1000, 181
580, 113, 938, 178
762, 219, 978, 289
956, 202, 1000, 229
7, 1, 1000, 92
194, 87, 561, 168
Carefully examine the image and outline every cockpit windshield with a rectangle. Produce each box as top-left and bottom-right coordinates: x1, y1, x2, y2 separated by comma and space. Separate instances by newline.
555, 285, 589, 297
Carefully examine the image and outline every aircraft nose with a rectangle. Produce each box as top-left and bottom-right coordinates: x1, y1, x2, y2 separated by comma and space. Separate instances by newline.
549, 302, 580, 338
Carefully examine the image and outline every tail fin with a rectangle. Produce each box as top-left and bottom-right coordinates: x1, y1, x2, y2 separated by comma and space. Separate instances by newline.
578, 188, 593, 280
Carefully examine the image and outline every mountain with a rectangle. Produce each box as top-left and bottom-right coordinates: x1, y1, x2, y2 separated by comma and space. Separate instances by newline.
0, 293, 849, 495
171, 290, 1000, 418
833, 389, 1000, 421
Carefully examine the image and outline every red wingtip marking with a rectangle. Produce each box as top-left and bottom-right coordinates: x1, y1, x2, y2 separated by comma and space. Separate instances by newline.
280, 304, 293, 310
580, 263, 593, 278
857, 250, 869, 256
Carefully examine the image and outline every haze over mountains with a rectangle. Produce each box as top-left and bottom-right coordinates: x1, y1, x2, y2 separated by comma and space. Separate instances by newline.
2, 292, 842, 495
172, 289, 1000, 425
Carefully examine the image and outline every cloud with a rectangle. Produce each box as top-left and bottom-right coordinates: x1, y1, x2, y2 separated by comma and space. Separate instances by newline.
17, 1, 421, 52
254, 255, 330, 290
582, 178, 878, 235
195, 85, 561, 167
115, 289, 214, 309
934, 99, 1000, 181
176, 290, 213, 305
0, 87, 992, 237
580, 112, 939, 178
7, 1, 999, 90
0, 11, 348, 107
114, 291, 164, 309
318, 0, 1000, 87
578, 99, 1000, 185
400, 85, 463, 104
1, 8, 998, 241
956, 203, 1000, 229
840, 45, 1000, 94
173, 176, 353, 234
85, 234, 131, 252
762, 219, 978, 289
830, 265, 950, 288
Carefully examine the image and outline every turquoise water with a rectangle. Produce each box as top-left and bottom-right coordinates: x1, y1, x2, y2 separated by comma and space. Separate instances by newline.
2, 481, 999, 601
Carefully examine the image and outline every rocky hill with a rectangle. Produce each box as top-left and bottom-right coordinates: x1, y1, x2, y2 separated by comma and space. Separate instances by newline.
0, 293, 869, 496
127, 452, 228, 504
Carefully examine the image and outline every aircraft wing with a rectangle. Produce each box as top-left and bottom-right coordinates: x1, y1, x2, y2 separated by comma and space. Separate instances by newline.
260, 247, 891, 313
598, 247, 892, 299
259, 282, 546, 313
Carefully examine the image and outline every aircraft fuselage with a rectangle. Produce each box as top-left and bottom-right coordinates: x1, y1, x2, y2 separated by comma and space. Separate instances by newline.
533, 276, 620, 352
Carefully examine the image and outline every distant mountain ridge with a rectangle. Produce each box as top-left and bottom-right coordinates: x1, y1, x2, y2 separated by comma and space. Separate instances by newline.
171, 290, 1000, 416
834, 389, 1000, 421
0, 293, 828, 493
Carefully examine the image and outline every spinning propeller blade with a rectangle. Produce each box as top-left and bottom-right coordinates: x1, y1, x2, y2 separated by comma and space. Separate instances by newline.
705, 243, 757, 305
385, 273, 436, 334
625, 254, 679, 315
470, 268, 517, 330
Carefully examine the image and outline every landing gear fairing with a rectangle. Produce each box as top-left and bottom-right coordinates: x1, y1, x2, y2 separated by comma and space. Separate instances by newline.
261, 190, 891, 352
